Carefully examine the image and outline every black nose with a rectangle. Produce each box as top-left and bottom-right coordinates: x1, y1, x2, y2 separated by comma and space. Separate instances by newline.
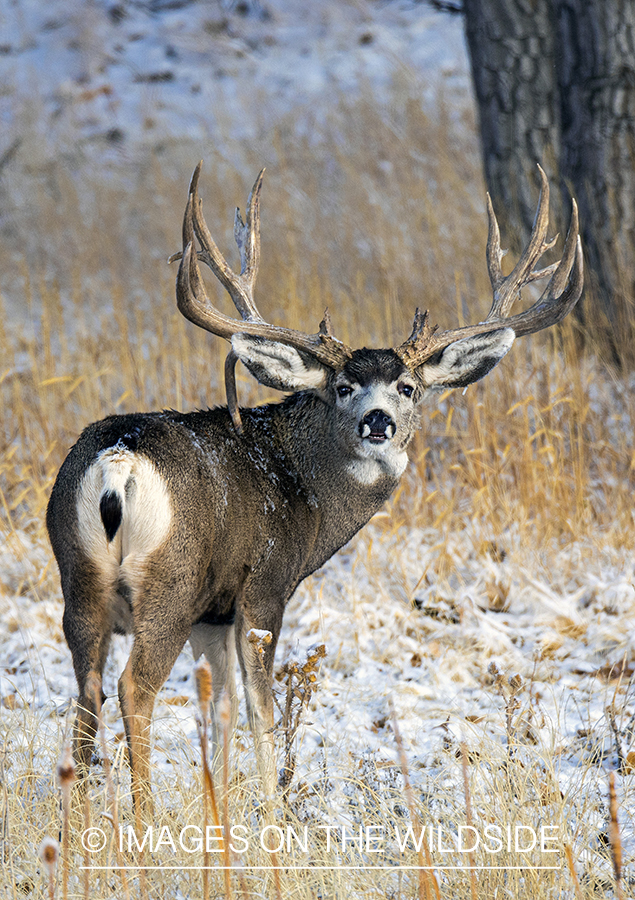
360, 409, 396, 441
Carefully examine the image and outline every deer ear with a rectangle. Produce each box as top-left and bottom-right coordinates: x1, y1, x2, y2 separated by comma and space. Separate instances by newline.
417, 328, 515, 389
231, 334, 329, 393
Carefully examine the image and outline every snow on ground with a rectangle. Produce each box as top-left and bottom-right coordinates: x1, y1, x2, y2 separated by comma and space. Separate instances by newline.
0, 0, 469, 174
2, 513, 635, 849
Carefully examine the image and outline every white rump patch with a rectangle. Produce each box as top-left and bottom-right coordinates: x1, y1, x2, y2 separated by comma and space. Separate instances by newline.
77, 446, 172, 592
232, 334, 328, 393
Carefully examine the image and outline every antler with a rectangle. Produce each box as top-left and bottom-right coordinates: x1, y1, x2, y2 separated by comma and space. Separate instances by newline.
171, 162, 352, 431
397, 165, 584, 368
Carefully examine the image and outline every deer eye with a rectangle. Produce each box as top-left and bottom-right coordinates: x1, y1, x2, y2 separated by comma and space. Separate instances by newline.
398, 382, 414, 398
337, 385, 353, 398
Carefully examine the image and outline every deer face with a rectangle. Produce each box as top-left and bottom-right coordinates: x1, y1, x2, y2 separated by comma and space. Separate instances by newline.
330, 349, 420, 481
231, 329, 516, 483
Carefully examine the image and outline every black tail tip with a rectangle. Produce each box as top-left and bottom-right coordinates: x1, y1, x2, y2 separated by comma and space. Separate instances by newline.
100, 490, 122, 543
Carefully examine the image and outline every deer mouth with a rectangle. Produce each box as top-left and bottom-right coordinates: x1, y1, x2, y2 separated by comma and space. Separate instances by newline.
363, 429, 389, 443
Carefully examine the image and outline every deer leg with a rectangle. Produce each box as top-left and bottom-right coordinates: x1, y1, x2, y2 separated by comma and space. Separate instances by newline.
118, 615, 191, 814
235, 612, 280, 798
61, 571, 113, 779
190, 623, 239, 773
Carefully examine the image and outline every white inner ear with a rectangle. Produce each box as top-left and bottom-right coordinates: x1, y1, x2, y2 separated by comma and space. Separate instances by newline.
232, 334, 328, 392
419, 328, 515, 388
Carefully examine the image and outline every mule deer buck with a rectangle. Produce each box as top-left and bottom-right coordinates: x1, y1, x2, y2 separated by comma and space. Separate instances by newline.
47, 162, 582, 806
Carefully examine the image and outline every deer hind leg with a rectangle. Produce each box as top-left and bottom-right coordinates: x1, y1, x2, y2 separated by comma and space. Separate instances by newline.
118, 600, 191, 815
189, 623, 239, 776
61, 568, 114, 778
235, 613, 280, 798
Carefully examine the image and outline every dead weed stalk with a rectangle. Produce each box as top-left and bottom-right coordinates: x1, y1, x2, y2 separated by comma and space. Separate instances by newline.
276, 644, 326, 793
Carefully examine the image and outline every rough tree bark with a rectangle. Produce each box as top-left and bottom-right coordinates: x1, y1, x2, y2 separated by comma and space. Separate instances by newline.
554, 0, 635, 332
462, 0, 562, 245
463, 0, 635, 350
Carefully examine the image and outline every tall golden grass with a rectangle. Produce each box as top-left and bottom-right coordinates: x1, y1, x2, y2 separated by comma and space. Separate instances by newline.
1, 83, 633, 897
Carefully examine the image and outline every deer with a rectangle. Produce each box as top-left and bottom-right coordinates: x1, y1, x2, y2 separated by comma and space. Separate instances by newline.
47, 161, 583, 808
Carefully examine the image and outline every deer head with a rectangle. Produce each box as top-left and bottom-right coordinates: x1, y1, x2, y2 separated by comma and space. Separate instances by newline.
171, 163, 582, 483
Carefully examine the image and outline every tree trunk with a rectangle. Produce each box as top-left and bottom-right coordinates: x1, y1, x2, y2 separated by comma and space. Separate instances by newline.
463, 0, 635, 358
462, 0, 562, 248
554, 0, 635, 339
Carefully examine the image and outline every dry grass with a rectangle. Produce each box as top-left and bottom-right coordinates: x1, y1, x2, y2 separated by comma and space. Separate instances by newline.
1, 690, 630, 899
1, 81, 635, 898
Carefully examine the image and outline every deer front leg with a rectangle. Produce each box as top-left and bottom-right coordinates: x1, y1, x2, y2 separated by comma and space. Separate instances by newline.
236, 613, 280, 799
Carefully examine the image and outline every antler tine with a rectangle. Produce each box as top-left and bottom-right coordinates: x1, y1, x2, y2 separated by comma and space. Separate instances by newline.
175, 188, 246, 337
233, 168, 265, 313
177, 192, 213, 320
397, 309, 439, 368
486, 165, 561, 319
501, 199, 583, 338
485, 191, 505, 294
189, 161, 263, 322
